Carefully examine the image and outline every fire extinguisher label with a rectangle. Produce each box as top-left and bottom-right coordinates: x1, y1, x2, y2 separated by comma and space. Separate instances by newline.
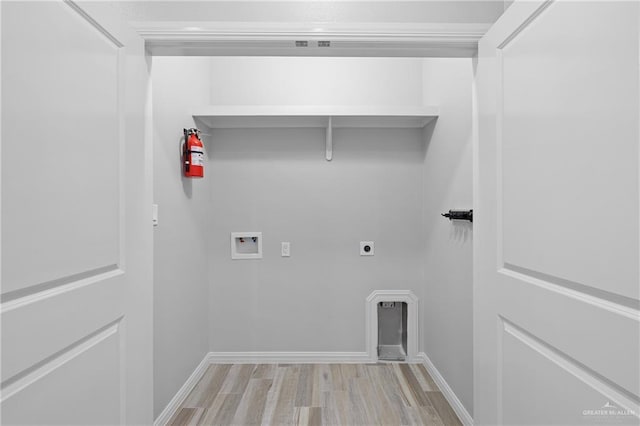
190, 147, 204, 166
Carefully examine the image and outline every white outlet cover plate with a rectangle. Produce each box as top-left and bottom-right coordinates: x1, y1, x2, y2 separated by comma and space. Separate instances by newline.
281, 242, 290, 257
360, 241, 374, 256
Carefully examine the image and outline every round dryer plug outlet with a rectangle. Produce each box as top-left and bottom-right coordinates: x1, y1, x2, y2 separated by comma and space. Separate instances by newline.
360, 241, 374, 256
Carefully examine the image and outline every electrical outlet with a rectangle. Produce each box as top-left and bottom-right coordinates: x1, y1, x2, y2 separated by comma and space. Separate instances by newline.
360, 241, 374, 256
281, 242, 290, 257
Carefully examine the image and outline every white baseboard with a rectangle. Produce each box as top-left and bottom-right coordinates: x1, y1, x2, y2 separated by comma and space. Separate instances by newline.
416, 352, 473, 426
207, 351, 371, 364
154, 354, 210, 426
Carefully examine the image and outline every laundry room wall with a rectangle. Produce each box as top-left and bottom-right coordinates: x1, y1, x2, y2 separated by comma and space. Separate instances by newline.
152, 57, 212, 417
206, 57, 427, 353
421, 58, 475, 416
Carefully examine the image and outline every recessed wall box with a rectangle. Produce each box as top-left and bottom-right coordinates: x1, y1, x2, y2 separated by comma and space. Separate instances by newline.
378, 301, 408, 361
231, 232, 262, 260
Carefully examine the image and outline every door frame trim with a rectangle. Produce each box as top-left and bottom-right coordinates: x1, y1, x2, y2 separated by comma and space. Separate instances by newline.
133, 21, 491, 57
133, 19, 485, 424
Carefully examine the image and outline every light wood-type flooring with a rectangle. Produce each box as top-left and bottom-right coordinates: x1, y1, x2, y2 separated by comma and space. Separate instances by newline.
168, 363, 463, 426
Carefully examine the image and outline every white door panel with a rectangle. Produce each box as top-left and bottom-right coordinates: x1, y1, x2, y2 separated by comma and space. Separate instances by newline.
1, 272, 124, 381
502, 324, 635, 426
500, 1, 638, 300
499, 272, 640, 399
475, 1, 640, 424
2, 329, 121, 426
1, 1, 152, 424
2, 1, 121, 295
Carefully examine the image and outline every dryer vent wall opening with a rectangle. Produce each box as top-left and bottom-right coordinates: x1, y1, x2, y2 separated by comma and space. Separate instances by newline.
377, 301, 408, 361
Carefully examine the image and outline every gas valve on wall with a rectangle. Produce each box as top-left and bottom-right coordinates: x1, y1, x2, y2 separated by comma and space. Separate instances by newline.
183, 128, 204, 178
441, 209, 473, 222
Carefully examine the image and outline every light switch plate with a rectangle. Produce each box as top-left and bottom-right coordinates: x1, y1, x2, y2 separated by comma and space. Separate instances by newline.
360, 241, 374, 256
152, 204, 158, 226
281, 242, 290, 257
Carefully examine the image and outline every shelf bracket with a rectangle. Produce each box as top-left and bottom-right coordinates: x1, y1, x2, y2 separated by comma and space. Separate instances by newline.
325, 116, 333, 161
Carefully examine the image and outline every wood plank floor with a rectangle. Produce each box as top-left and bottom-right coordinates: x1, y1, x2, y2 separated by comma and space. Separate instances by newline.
168, 363, 462, 426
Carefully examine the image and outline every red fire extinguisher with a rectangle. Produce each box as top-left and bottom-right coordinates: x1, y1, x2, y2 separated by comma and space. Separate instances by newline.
183, 128, 204, 178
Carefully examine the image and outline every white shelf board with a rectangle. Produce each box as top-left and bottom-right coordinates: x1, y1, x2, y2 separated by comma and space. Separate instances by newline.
192, 105, 439, 129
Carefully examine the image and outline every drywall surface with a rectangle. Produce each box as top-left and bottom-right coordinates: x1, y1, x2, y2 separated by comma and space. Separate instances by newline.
208, 57, 424, 107
207, 127, 425, 352
152, 57, 211, 417
421, 58, 474, 415
122, 1, 504, 24
207, 57, 426, 352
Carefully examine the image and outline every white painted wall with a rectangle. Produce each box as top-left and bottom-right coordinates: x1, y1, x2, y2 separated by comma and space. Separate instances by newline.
208, 57, 424, 107
121, 1, 505, 25
421, 58, 474, 415
207, 127, 426, 352
206, 57, 426, 352
152, 57, 211, 417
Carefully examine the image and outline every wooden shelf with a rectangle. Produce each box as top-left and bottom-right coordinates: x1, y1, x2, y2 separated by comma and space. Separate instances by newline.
192, 105, 439, 161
